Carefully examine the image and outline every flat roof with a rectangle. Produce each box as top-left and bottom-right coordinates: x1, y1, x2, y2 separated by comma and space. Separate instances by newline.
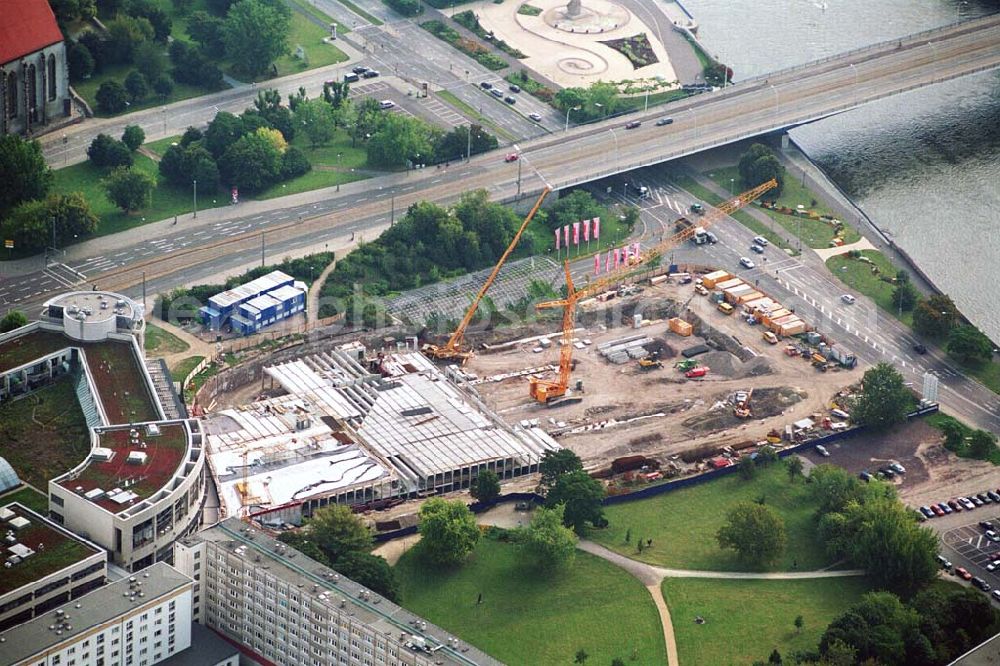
0, 329, 73, 374
0, 503, 102, 597
0, 562, 191, 666
45, 292, 135, 325
57, 423, 191, 514
189, 520, 501, 666
268, 285, 304, 301
159, 623, 238, 666
208, 271, 294, 310
243, 293, 281, 312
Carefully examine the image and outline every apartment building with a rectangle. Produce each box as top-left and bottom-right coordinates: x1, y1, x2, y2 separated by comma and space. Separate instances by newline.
174, 519, 502, 666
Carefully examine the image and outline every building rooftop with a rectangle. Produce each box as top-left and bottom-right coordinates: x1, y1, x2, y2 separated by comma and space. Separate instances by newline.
190, 519, 501, 666
208, 271, 294, 310
0, 329, 73, 374
159, 623, 238, 666
0, 562, 191, 666
44, 292, 137, 327
0, 0, 62, 65
56, 423, 191, 515
0, 503, 102, 597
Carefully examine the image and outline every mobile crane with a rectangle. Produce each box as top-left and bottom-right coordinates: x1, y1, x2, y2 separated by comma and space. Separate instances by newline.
528, 179, 777, 405
423, 187, 551, 362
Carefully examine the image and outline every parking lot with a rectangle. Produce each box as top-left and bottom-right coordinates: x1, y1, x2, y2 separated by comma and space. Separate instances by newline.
943, 519, 1000, 579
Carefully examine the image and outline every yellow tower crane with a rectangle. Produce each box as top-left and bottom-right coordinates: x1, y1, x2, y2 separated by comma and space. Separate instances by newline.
529, 179, 777, 405
423, 187, 551, 362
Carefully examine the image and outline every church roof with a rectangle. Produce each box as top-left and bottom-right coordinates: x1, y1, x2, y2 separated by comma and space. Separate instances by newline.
0, 0, 64, 65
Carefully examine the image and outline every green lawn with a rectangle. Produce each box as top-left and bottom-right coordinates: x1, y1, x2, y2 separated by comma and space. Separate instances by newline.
926, 412, 1000, 465
257, 169, 369, 199
145, 323, 190, 355
395, 539, 667, 666
144, 134, 182, 157
591, 464, 830, 572
825, 250, 913, 327
0, 379, 91, 490
670, 172, 797, 255
969, 361, 1000, 395
74, 62, 228, 119
170, 355, 205, 381
51, 155, 229, 237
289, 0, 351, 32
0, 486, 49, 514
271, 12, 349, 77
662, 577, 871, 665
436, 90, 516, 142
332, 0, 384, 25
707, 166, 861, 249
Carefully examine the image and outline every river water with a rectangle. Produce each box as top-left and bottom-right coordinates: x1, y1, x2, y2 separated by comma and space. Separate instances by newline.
681, 0, 1000, 340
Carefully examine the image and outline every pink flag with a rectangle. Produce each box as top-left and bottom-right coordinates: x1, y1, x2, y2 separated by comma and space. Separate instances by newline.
572, 222, 580, 246
582, 218, 590, 242
613, 249, 620, 270
554, 228, 560, 250
593, 217, 601, 240
605, 251, 612, 273
621, 246, 628, 265
594, 254, 599, 275
563, 225, 570, 249
633, 242, 641, 260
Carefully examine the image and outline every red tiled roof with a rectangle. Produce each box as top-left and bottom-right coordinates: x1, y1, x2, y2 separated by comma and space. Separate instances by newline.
0, 0, 64, 65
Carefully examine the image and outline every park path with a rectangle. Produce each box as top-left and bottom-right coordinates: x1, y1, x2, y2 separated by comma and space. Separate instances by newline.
307, 255, 340, 323
577, 540, 865, 666
147, 318, 216, 372
812, 236, 877, 261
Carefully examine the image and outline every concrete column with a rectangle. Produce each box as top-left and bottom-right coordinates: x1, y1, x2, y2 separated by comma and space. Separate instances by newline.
780, 133, 790, 151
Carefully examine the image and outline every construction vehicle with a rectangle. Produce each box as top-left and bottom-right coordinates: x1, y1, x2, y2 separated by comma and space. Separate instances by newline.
423, 188, 550, 362
529, 179, 777, 405
763, 331, 779, 345
734, 388, 753, 418
675, 359, 697, 372
811, 352, 830, 371
685, 366, 709, 379
638, 356, 663, 370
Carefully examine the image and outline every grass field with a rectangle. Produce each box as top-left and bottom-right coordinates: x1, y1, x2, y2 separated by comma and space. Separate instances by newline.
707, 166, 861, 249
144, 323, 190, 355
170, 355, 205, 382
51, 154, 228, 237
825, 250, 913, 327
590, 464, 830, 572
669, 172, 796, 255
332, 0, 384, 25
662, 577, 870, 665
395, 540, 667, 665
0, 486, 50, 514
74, 62, 227, 118
0, 380, 91, 489
969, 361, 1000, 395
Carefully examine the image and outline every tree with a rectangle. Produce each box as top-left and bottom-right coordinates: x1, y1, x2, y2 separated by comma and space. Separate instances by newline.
470, 470, 501, 503
434, 124, 497, 162
850, 362, 911, 429
78, 31, 107, 72
890, 281, 918, 312
785, 456, 804, 482
186, 10, 227, 57
969, 429, 997, 459
252, 89, 296, 140
204, 111, 245, 159
128, 0, 172, 41
417, 498, 480, 566
306, 504, 373, 560
220, 129, 283, 192
133, 40, 166, 82
768, 649, 782, 664
0, 311, 28, 333
383, 0, 422, 16
1, 200, 49, 251
48, 192, 99, 239
819, 592, 924, 665
910, 585, 1000, 664
738, 454, 757, 480
169, 40, 224, 88
716, 501, 786, 565
223, 0, 291, 76
738, 143, 785, 195
573, 649, 588, 664
546, 470, 606, 534
280, 147, 311, 179
294, 98, 337, 148
367, 114, 437, 169
105, 15, 154, 64
0, 194, 97, 252
121, 125, 145, 151
87, 134, 133, 169
102, 167, 155, 212
334, 551, 400, 601
68, 41, 95, 81
540, 449, 583, 488
124, 70, 150, 102
948, 325, 993, 365
152, 74, 174, 99
519, 504, 578, 570
96, 80, 129, 114
794, 615, 804, 633
322, 80, 351, 109
913, 294, 960, 338
610, 659, 624, 666
820, 639, 858, 666
0, 135, 52, 217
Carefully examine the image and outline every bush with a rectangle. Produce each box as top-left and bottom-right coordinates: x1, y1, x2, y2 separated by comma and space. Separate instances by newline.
95, 80, 129, 114
133, 40, 167, 82
124, 70, 150, 102
169, 40, 223, 89
152, 74, 174, 99
383, 0, 422, 16
68, 42, 95, 81
105, 15, 154, 64
78, 31, 107, 72
102, 166, 156, 212
280, 146, 311, 179
121, 125, 145, 151
87, 133, 133, 168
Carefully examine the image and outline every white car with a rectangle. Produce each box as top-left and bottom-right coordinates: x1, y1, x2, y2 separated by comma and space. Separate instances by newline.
378, 100, 395, 109
739, 257, 755, 269
890, 462, 906, 474
753, 236, 769, 247
528, 112, 542, 122
841, 294, 856, 305
815, 445, 830, 457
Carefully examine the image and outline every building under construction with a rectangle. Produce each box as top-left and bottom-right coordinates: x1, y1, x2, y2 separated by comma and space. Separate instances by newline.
204, 343, 558, 524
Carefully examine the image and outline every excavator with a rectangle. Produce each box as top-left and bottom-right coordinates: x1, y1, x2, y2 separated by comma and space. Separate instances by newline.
422, 187, 551, 362
529, 179, 777, 405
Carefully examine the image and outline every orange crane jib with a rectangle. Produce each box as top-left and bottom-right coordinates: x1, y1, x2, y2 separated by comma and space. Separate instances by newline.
528, 179, 777, 404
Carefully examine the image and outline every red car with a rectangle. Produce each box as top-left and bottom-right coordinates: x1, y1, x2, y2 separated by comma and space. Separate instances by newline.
625, 121, 641, 129
685, 367, 709, 379
504, 153, 519, 162
955, 567, 973, 581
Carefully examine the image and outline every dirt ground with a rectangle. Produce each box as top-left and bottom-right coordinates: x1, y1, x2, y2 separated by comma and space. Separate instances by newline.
467, 281, 858, 471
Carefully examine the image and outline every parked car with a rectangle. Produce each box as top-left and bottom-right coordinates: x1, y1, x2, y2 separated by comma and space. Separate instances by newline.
890, 462, 906, 474
860, 471, 873, 482
987, 560, 1000, 572
656, 117, 674, 126
956, 567, 973, 580
490, 88, 504, 98
919, 506, 935, 518
504, 96, 516, 105
343, 73, 360, 82
913, 343, 928, 354
685, 367, 709, 379
841, 294, 856, 305
363, 70, 380, 78
960, 497, 976, 510
480, 81, 493, 89
972, 495, 985, 507
973, 576, 992, 592
751, 243, 765, 254
528, 112, 542, 122
352, 65, 369, 74
879, 467, 896, 478
978, 492, 992, 504
739, 257, 755, 269
815, 445, 830, 457
378, 100, 395, 109
939, 502, 953, 514
992, 590, 1000, 602
948, 499, 961, 512
625, 121, 642, 129
931, 504, 944, 516
988, 490, 1000, 502
753, 236, 769, 247
986, 530, 1000, 542
936, 555, 952, 569
504, 153, 519, 162
980, 521, 995, 531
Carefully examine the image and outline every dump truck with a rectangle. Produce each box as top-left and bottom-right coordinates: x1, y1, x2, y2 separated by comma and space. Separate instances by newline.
825, 345, 857, 369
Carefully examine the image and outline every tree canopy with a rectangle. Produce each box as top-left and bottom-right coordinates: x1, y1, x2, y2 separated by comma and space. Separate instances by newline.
546, 470, 606, 534
518, 504, 578, 570
912, 294, 960, 339
470, 469, 501, 504
716, 501, 786, 565
948, 325, 993, 365
850, 362, 911, 429
738, 143, 785, 195
0, 135, 52, 217
539, 449, 583, 489
306, 504, 373, 560
223, 0, 291, 76
0, 311, 28, 333
418, 498, 480, 566
102, 167, 155, 212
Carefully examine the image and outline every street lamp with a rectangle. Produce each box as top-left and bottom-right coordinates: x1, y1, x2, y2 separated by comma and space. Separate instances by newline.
769, 84, 779, 122
336, 152, 343, 191
564, 105, 581, 132
729, 178, 734, 196
193, 179, 198, 219
609, 127, 620, 170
